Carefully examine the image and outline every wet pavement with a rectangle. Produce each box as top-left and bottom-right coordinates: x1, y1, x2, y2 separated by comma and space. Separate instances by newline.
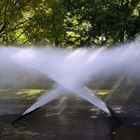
0, 89, 140, 140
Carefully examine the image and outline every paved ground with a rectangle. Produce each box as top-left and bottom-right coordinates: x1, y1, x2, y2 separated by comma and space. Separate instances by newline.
0, 89, 140, 140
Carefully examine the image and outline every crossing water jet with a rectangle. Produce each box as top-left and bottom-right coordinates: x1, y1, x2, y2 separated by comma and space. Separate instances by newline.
0, 38, 140, 123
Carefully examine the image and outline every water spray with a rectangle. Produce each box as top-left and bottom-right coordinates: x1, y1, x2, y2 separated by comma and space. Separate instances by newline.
0, 39, 139, 124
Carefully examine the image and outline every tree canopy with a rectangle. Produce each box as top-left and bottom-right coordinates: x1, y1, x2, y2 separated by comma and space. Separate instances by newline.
0, 0, 139, 47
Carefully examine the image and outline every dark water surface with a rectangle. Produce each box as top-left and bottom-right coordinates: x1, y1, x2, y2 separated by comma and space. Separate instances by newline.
0, 90, 140, 140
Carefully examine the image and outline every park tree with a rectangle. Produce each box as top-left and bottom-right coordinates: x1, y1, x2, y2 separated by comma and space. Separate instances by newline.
0, 0, 32, 45
62, 0, 140, 46
0, 0, 139, 47
0, 0, 65, 46
24, 0, 65, 46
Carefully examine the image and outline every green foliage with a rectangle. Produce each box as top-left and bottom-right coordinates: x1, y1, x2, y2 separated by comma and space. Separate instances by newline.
63, 13, 91, 47
62, 0, 140, 46
0, 0, 31, 45
0, 0, 65, 46
0, 0, 139, 47
25, 0, 65, 45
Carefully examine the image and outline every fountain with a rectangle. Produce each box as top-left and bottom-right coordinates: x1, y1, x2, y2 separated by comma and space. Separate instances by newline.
0, 38, 140, 124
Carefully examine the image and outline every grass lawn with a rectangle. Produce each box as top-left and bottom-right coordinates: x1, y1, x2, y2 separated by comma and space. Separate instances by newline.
95, 89, 111, 95
16, 89, 111, 97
